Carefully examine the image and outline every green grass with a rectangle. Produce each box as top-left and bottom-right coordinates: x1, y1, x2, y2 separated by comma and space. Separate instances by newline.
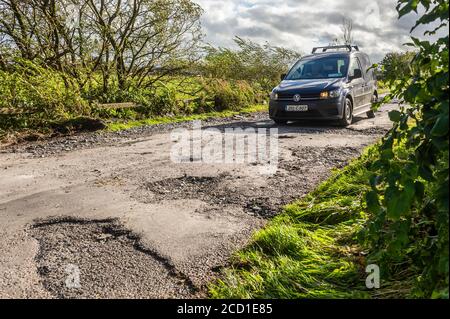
209, 146, 381, 299
106, 104, 267, 132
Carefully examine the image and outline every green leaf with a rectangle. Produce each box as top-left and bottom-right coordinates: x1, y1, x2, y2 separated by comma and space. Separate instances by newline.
385, 181, 416, 220
366, 191, 381, 214
431, 115, 449, 137
419, 164, 435, 181
389, 110, 402, 122
414, 181, 425, 201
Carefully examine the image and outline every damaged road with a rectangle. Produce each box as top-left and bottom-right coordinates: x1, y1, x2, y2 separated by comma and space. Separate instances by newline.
0, 104, 395, 298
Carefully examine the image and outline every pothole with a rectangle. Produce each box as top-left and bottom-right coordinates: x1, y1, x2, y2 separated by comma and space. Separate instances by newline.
29, 217, 196, 299
346, 126, 389, 135
279, 146, 362, 171
143, 174, 229, 201
134, 147, 362, 220
138, 173, 281, 217
137, 173, 303, 219
138, 173, 243, 208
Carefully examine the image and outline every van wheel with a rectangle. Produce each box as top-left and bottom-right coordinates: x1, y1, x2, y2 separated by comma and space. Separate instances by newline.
339, 98, 353, 126
367, 93, 377, 118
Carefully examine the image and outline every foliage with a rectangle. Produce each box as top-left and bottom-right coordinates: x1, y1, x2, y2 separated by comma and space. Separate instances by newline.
132, 83, 181, 116
199, 79, 258, 112
0, 0, 203, 93
0, 59, 89, 130
0, 1, 294, 135
365, 0, 449, 298
202, 37, 301, 92
376, 80, 390, 95
379, 51, 417, 82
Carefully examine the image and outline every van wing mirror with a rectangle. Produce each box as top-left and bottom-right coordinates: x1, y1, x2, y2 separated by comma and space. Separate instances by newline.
352, 69, 362, 80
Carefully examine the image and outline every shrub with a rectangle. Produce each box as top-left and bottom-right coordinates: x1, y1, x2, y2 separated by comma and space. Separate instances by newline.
202, 37, 301, 92
133, 83, 180, 116
200, 79, 257, 111
0, 60, 89, 130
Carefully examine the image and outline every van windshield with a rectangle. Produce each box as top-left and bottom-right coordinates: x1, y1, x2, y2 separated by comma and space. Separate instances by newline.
285, 57, 349, 80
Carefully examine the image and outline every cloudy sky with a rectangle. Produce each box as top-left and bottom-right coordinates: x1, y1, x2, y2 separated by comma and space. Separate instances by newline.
193, 0, 448, 62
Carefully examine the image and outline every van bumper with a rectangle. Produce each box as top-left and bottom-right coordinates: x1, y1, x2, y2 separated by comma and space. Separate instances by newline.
269, 97, 344, 121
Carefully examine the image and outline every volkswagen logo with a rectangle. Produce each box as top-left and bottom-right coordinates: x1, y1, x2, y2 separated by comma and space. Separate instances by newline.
293, 94, 301, 102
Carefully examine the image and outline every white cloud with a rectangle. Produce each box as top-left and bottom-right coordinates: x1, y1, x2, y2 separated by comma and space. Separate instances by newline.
193, 0, 448, 62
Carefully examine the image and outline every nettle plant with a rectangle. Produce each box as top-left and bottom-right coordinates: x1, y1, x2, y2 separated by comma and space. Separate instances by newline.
364, 0, 449, 298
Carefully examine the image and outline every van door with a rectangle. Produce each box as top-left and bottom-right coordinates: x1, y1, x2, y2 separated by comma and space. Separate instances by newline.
361, 54, 374, 106
348, 56, 365, 110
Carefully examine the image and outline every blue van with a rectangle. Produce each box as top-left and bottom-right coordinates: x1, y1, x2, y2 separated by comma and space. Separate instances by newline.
269, 45, 378, 126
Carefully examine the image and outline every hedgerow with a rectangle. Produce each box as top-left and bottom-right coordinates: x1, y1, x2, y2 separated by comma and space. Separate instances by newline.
363, 0, 449, 298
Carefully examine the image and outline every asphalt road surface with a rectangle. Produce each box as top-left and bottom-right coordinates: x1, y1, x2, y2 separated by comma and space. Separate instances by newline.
0, 103, 396, 298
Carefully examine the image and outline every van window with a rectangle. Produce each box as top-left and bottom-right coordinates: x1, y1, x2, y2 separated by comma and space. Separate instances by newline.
348, 56, 362, 78
360, 54, 373, 80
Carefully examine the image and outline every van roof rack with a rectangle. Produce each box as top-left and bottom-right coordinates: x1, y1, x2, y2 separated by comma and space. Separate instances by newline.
312, 45, 359, 54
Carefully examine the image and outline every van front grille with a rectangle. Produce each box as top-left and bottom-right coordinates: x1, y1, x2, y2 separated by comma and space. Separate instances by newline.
278, 93, 321, 101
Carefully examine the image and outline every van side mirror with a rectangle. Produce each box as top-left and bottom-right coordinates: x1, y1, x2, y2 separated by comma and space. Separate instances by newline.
280, 73, 287, 81
350, 69, 362, 81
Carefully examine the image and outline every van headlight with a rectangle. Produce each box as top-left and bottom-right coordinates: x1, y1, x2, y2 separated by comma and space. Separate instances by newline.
270, 91, 279, 101
320, 89, 341, 99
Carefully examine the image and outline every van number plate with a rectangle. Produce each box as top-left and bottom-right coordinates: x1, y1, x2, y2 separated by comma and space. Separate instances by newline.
286, 105, 308, 112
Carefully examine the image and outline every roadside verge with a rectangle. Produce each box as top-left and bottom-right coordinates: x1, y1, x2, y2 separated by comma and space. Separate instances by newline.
209, 144, 406, 299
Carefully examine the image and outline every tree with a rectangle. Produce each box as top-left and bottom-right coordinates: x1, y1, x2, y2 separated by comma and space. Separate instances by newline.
0, 0, 203, 95
380, 51, 416, 81
203, 36, 301, 91
341, 18, 354, 45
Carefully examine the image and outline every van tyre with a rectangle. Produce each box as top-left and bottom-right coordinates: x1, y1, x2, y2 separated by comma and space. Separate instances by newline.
339, 98, 353, 126
367, 110, 376, 118
367, 93, 377, 118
